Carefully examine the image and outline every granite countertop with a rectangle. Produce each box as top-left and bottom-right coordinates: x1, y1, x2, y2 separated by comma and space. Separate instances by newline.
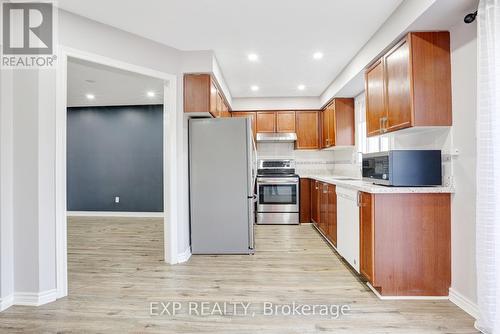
299, 174, 455, 194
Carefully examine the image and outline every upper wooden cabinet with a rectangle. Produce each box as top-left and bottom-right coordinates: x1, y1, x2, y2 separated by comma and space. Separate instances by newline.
184, 73, 231, 118
321, 98, 355, 148
365, 31, 452, 136
256, 112, 276, 133
232, 112, 256, 139
276, 111, 296, 133
295, 111, 319, 150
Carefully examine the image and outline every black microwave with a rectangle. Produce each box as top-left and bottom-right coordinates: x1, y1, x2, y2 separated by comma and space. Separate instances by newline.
362, 150, 442, 186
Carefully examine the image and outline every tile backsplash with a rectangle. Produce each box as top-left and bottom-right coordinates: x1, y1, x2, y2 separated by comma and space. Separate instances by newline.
256, 143, 360, 177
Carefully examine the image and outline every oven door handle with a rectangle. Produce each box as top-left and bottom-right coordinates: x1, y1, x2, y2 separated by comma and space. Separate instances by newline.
257, 180, 299, 185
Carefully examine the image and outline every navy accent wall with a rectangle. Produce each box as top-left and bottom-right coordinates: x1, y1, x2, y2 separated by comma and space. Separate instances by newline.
67, 105, 163, 212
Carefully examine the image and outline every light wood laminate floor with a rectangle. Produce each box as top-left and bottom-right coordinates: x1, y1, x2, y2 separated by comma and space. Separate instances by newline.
0, 217, 476, 333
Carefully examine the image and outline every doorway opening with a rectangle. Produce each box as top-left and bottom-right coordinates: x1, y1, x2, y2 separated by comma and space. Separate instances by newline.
55, 48, 178, 299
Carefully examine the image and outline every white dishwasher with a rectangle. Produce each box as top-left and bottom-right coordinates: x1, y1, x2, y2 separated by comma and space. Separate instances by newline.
336, 186, 360, 273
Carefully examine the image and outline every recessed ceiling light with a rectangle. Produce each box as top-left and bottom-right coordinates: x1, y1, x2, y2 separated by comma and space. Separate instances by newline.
298, 84, 306, 91
313, 52, 324, 60
147, 91, 156, 97
247, 53, 259, 62
85, 94, 95, 100
250, 85, 259, 92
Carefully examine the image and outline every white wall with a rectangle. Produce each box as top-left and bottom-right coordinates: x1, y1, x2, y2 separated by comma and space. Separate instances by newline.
0, 67, 14, 309
232, 97, 321, 111
449, 16, 478, 307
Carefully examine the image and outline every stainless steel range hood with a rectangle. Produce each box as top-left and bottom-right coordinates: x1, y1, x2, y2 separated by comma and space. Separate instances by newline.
256, 132, 297, 143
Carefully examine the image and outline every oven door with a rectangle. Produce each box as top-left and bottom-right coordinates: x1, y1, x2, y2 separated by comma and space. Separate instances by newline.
257, 177, 299, 212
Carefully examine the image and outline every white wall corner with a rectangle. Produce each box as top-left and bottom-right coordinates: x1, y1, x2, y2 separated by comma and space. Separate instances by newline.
177, 247, 192, 263
12, 289, 58, 307
0, 294, 14, 312
449, 288, 479, 320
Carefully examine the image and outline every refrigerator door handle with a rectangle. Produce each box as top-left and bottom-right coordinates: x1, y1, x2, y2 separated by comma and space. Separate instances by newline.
248, 197, 256, 249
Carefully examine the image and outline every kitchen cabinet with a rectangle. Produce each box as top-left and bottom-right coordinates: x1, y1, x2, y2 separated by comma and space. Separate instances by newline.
365, 31, 452, 136
295, 111, 319, 150
359, 192, 374, 283
358, 192, 451, 296
232, 112, 256, 139
299, 178, 311, 224
320, 98, 355, 148
276, 111, 296, 133
256, 112, 276, 133
255, 111, 297, 133
310, 180, 320, 224
316, 182, 337, 247
184, 73, 231, 118
327, 184, 337, 246
319, 182, 329, 235
365, 59, 386, 136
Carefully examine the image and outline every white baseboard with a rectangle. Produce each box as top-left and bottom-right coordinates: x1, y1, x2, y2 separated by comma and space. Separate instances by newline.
367, 283, 449, 300
177, 247, 192, 263
449, 288, 479, 319
14, 289, 58, 306
0, 294, 14, 312
0, 289, 58, 312
67, 211, 164, 218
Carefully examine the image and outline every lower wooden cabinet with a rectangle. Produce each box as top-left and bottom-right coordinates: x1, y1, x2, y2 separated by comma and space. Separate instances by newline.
310, 180, 320, 224
359, 192, 374, 283
328, 184, 337, 246
316, 182, 337, 246
299, 178, 311, 224
359, 192, 451, 296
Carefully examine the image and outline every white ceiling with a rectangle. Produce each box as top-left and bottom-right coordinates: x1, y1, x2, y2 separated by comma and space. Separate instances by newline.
58, 0, 404, 98
67, 57, 164, 107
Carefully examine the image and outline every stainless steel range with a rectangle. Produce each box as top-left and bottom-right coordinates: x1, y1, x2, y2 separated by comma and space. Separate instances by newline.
256, 159, 299, 225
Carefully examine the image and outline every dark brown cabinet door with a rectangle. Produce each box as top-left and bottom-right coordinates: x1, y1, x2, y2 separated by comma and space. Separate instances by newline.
232, 112, 256, 139
299, 178, 311, 224
321, 107, 331, 148
365, 59, 386, 136
256, 112, 276, 133
276, 111, 296, 133
328, 185, 337, 246
359, 192, 374, 284
319, 183, 329, 234
295, 111, 319, 149
334, 99, 355, 146
311, 181, 319, 224
384, 37, 412, 132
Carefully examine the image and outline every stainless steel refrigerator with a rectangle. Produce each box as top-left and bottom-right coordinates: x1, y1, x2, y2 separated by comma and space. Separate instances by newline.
189, 117, 257, 254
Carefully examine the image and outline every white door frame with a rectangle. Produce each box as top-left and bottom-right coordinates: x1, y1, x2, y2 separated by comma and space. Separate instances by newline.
55, 46, 178, 299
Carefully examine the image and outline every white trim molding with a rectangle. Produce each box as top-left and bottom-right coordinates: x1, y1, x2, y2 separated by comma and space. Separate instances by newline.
0, 295, 14, 312
449, 288, 479, 319
1, 289, 58, 311
367, 283, 449, 300
177, 247, 192, 263
14, 289, 58, 307
67, 211, 164, 218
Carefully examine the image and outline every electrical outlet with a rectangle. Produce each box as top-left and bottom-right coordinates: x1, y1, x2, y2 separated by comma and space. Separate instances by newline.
115, 196, 120, 203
